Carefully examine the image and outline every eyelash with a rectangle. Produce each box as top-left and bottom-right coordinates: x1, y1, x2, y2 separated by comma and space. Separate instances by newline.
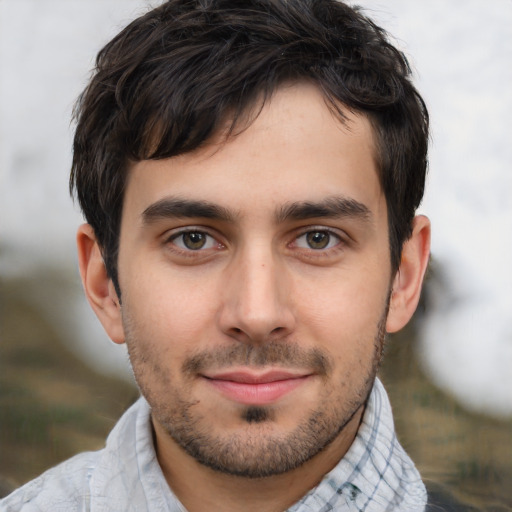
288, 227, 348, 261
293, 228, 342, 250
165, 228, 224, 256
164, 226, 347, 259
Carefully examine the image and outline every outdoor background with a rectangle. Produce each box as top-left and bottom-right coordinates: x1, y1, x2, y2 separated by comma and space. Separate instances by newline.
1, 0, 511, 508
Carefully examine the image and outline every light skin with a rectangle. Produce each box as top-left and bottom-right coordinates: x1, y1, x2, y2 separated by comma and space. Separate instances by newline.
77, 83, 430, 512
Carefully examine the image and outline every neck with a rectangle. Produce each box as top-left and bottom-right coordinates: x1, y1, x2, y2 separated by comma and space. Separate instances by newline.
153, 405, 364, 512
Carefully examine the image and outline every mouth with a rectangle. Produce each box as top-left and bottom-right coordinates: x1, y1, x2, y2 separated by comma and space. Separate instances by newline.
201, 369, 313, 405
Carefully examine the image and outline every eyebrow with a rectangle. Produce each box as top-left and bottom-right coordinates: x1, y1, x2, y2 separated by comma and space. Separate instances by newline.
276, 196, 372, 224
142, 197, 237, 224
142, 195, 372, 226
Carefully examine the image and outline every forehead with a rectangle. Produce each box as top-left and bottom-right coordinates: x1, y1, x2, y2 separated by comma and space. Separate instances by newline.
123, 82, 383, 223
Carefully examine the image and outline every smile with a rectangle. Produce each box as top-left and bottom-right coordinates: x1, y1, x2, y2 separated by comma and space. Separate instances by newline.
202, 370, 312, 405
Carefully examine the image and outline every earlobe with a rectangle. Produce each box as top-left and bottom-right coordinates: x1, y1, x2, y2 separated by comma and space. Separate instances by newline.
76, 224, 125, 344
386, 215, 431, 333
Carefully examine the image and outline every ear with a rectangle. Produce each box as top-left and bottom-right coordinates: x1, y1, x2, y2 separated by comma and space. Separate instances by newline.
76, 224, 125, 344
386, 215, 431, 333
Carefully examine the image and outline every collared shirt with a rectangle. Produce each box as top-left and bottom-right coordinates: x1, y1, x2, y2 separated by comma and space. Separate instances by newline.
0, 378, 426, 511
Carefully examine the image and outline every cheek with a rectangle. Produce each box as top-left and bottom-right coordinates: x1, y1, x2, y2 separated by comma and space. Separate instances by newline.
122, 268, 220, 350
293, 271, 388, 353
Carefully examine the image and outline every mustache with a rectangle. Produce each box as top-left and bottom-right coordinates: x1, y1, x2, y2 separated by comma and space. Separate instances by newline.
182, 341, 332, 377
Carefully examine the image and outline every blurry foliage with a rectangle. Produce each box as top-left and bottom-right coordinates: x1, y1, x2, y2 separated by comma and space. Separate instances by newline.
0, 276, 137, 494
382, 322, 512, 510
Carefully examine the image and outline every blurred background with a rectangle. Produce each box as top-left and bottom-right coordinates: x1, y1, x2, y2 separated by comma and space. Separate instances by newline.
1, 0, 511, 508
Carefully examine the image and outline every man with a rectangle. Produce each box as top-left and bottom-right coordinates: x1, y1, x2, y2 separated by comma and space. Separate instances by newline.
1, 0, 433, 510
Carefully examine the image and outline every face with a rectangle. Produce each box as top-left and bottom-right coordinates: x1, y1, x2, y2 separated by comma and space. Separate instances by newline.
116, 83, 393, 477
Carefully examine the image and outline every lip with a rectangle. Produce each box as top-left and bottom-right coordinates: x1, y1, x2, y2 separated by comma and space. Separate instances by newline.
202, 369, 312, 405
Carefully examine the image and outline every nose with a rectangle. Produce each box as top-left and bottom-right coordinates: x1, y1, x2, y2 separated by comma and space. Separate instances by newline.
218, 244, 296, 344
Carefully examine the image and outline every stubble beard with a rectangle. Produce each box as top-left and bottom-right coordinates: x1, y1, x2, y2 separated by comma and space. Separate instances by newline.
124, 314, 387, 479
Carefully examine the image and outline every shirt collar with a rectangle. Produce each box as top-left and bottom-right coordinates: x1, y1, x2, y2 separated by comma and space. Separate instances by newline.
288, 378, 427, 511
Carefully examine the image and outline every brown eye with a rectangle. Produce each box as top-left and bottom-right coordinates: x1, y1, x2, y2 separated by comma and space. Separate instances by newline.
295, 230, 340, 250
183, 232, 207, 250
171, 231, 217, 251
306, 231, 330, 249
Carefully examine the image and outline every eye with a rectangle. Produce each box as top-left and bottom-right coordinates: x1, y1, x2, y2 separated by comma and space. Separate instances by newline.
170, 231, 219, 251
294, 230, 341, 250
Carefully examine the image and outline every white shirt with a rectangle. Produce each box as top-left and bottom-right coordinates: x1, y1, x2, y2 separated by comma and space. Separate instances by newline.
0, 379, 426, 511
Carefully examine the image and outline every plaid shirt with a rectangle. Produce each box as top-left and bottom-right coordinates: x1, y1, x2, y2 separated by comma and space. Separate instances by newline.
290, 378, 426, 511
0, 379, 426, 512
